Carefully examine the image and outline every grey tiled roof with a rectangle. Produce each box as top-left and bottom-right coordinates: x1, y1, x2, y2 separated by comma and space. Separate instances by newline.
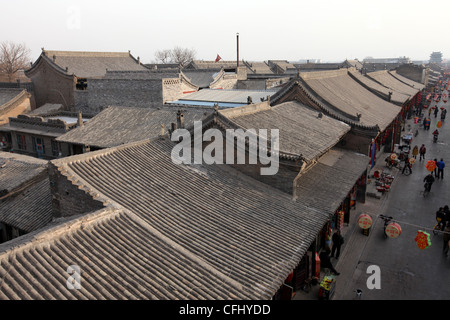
37, 50, 149, 78
219, 101, 350, 162
0, 152, 48, 194
366, 70, 421, 97
0, 137, 331, 299
389, 70, 425, 91
300, 69, 402, 131
0, 207, 254, 299
0, 178, 53, 232
181, 70, 220, 88
27, 103, 63, 116
348, 69, 411, 105
56, 106, 212, 148
179, 89, 278, 104
294, 148, 369, 215
0, 88, 24, 108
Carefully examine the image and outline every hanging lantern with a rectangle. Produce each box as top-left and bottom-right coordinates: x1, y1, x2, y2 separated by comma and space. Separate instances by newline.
357, 214, 373, 229
426, 160, 437, 172
441, 107, 446, 110
385, 222, 402, 238
415, 231, 431, 249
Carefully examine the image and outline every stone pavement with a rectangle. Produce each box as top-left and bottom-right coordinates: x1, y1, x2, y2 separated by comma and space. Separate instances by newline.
294, 110, 450, 300
331, 112, 450, 300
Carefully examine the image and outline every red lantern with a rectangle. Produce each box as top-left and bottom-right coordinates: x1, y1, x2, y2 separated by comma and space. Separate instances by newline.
357, 214, 373, 229
426, 160, 436, 172
385, 222, 402, 238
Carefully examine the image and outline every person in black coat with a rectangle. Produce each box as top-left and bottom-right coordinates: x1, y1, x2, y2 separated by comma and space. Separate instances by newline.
331, 230, 344, 259
319, 248, 340, 275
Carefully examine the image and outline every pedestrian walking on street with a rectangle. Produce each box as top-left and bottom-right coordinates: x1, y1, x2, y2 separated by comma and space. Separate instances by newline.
443, 222, 450, 257
424, 173, 435, 192
434, 107, 439, 118
428, 107, 433, 118
437, 159, 445, 180
436, 207, 446, 231
319, 248, 340, 275
419, 144, 426, 161
444, 205, 450, 220
402, 156, 412, 175
331, 230, 344, 260
433, 158, 438, 177
412, 145, 419, 159
424, 118, 431, 130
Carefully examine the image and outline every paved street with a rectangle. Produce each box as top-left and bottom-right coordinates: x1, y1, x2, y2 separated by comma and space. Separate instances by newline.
332, 105, 450, 300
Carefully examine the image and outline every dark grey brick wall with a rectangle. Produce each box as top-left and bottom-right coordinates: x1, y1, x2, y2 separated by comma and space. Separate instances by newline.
48, 162, 104, 218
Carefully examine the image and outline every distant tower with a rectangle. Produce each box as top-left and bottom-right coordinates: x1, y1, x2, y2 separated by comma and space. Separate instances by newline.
430, 52, 443, 64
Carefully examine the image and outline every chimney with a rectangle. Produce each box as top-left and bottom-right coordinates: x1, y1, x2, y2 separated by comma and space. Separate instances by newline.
170, 122, 177, 137
177, 110, 185, 129
388, 91, 393, 102
77, 110, 84, 127
137, 56, 140, 65
53, 55, 56, 63
160, 123, 165, 137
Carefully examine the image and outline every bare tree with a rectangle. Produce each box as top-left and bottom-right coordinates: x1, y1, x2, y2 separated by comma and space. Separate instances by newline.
154, 46, 196, 67
170, 46, 196, 68
154, 49, 172, 64
0, 41, 31, 82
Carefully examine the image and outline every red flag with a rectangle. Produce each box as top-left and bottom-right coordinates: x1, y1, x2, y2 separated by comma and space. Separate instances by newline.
215, 54, 222, 62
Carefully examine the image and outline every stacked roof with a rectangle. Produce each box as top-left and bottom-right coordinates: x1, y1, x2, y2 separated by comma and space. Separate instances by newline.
0, 137, 330, 299
299, 69, 402, 131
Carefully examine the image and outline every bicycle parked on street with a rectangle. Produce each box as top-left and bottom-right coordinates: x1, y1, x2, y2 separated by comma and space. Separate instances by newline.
379, 215, 394, 238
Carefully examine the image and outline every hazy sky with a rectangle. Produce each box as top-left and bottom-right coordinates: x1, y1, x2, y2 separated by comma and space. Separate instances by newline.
2, 0, 449, 64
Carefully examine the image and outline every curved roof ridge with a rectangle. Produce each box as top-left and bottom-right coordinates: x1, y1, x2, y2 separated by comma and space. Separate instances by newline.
300, 68, 349, 80
43, 50, 131, 58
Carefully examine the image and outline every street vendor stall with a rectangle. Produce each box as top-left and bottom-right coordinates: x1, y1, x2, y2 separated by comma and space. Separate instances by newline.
318, 275, 336, 300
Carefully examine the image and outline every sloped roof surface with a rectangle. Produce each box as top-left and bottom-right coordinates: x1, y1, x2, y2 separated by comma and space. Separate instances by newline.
348, 69, 411, 104
366, 70, 421, 96
300, 69, 402, 131
220, 101, 350, 161
0, 89, 24, 107
295, 148, 369, 215
1, 137, 330, 299
179, 89, 277, 104
0, 178, 53, 232
0, 207, 253, 299
56, 106, 211, 148
0, 152, 48, 193
39, 50, 149, 78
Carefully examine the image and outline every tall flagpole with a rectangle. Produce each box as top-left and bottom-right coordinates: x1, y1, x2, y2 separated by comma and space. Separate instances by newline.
236, 32, 239, 68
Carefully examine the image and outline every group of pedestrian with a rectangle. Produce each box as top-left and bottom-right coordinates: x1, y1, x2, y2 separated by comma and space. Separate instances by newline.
319, 230, 345, 276
436, 206, 450, 257
430, 158, 446, 179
